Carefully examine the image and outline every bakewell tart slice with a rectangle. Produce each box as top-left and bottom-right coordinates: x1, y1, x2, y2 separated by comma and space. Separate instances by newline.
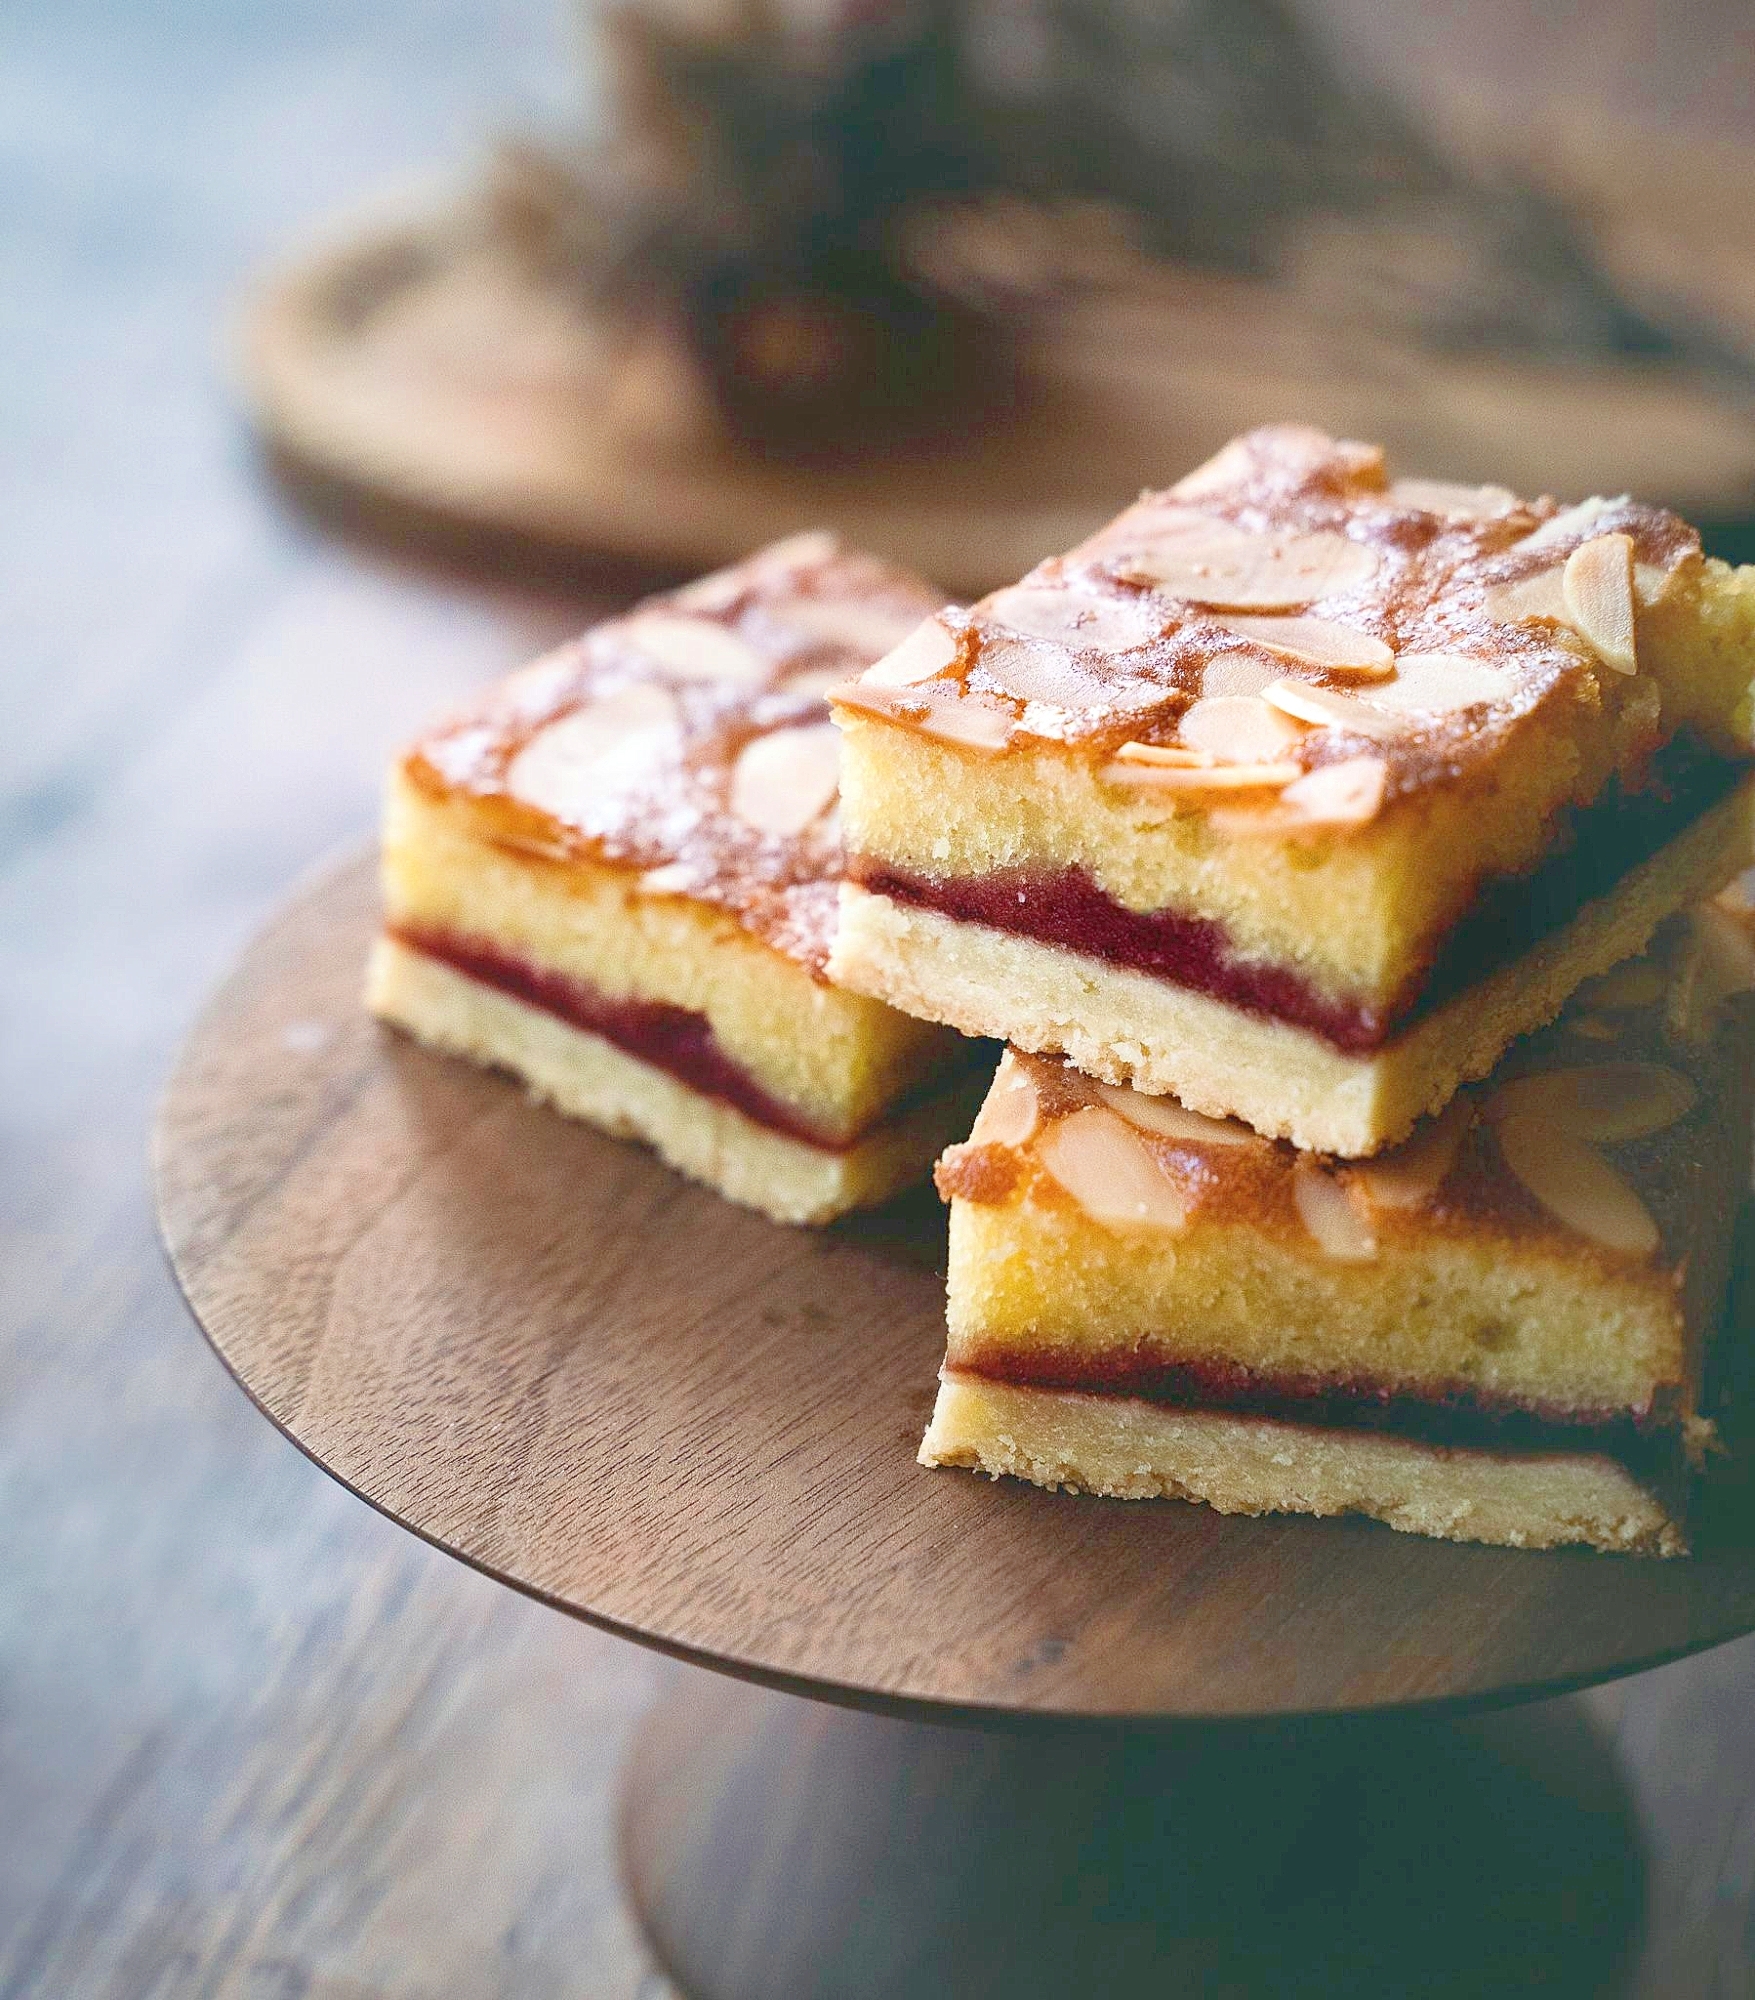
830, 425, 1755, 1155
368, 534, 988, 1224
921, 910, 1755, 1554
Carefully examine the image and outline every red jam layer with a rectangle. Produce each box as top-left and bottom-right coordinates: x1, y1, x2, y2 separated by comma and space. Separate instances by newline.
390, 924, 851, 1151
950, 1355, 1678, 1471
854, 741, 1741, 1053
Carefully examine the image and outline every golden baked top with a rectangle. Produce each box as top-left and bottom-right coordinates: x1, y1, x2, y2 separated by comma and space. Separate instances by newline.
403, 534, 945, 971
937, 901, 1755, 1275
836, 425, 1738, 836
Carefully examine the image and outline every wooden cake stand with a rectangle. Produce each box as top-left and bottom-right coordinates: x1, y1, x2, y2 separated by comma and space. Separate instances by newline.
156, 853, 1755, 1995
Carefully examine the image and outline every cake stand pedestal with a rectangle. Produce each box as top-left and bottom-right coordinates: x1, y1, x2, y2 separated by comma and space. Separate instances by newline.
156, 855, 1755, 1996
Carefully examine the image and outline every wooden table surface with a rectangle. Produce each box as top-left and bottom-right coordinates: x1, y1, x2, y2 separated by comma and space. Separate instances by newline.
6, 4, 1755, 1996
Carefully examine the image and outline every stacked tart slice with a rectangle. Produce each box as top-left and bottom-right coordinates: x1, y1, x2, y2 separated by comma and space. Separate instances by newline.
369, 533, 987, 1224
832, 425, 1755, 1154
828, 425, 1755, 1551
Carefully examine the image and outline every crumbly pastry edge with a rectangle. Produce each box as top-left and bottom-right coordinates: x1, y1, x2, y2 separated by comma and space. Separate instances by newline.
367, 936, 989, 1225
832, 775, 1755, 1155
919, 1371, 1688, 1556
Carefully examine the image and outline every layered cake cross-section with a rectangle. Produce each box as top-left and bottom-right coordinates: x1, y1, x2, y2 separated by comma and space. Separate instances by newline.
922, 908, 1755, 1554
368, 533, 989, 1223
831, 425, 1755, 1155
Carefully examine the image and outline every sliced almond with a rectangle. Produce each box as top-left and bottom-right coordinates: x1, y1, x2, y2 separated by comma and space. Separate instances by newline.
670, 567, 746, 615
860, 617, 961, 687
1037, 1105, 1189, 1232
1200, 652, 1283, 700
1263, 679, 1405, 740
1562, 533, 1638, 674
1103, 758, 1300, 793
1109, 514, 1378, 610
969, 1052, 1040, 1149
728, 723, 840, 837
1520, 496, 1627, 551
1111, 741, 1213, 769
986, 584, 1166, 653
1351, 1095, 1473, 1211
621, 613, 772, 687
1178, 693, 1308, 765
1669, 904, 1755, 1044
1488, 1062, 1696, 1145
914, 687, 1015, 753
974, 636, 1159, 713
1566, 1015, 1622, 1043
1093, 1081, 1257, 1147
780, 597, 931, 660
1169, 437, 1258, 500
1389, 477, 1520, 522
1484, 567, 1568, 625
639, 860, 695, 896
1293, 1159, 1377, 1261
1365, 653, 1511, 715
1216, 613, 1395, 678
1575, 958, 1667, 1012
1496, 1114, 1660, 1258
778, 664, 849, 702
752, 528, 840, 572
1278, 755, 1388, 827
505, 684, 679, 819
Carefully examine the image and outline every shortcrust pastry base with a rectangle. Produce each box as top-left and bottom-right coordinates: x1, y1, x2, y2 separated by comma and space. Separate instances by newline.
834, 775, 1754, 1154
368, 937, 988, 1224
920, 1371, 1687, 1556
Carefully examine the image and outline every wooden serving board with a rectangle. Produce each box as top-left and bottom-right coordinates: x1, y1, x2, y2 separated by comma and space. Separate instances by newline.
237, 159, 1755, 598
155, 851, 1755, 1722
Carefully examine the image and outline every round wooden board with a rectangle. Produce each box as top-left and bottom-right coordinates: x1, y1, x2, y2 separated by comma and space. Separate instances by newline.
238, 177, 1755, 599
156, 852, 1755, 1723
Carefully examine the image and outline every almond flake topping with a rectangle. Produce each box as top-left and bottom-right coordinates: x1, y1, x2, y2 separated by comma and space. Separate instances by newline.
1496, 1113, 1660, 1259
1520, 496, 1626, 551
777, 665, 849, 701
1562, 533, 1638, 674
1111, 742, 1213, 769
1487, 1062, 1696, 1146
860, 617, 961, 687
1389, 477, 1520, 522
1671, 904, 1755, 1043
1263, 679, 1405, 740
728, 723, 840, 837
506, 684, 679, 819
1217, 614, 1395, 678
779, 597, 930, 660
1365, 653, 1511, 714
1103, 757, 1300, 793
1107, 512, 1378, 610
969, 1052, 1039, 1149
1278, 755, 1388, 827
1037, 1105, 1189, 1233
1177, 693, 1307, 765
621, 613, 772, 688
1293, 1159, 1377, 1261
975, 636, 1162, 714
1093, 1082, 1257, 1147
913, 687, 1015, 753
1351, 1095, 1473, 1211
1483, 567, 1567, 625
987, 585, 1166, 653
1200, 653, 1282, 699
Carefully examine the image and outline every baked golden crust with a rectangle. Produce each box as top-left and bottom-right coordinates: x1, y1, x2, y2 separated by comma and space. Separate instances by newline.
407, 531, 945, 973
